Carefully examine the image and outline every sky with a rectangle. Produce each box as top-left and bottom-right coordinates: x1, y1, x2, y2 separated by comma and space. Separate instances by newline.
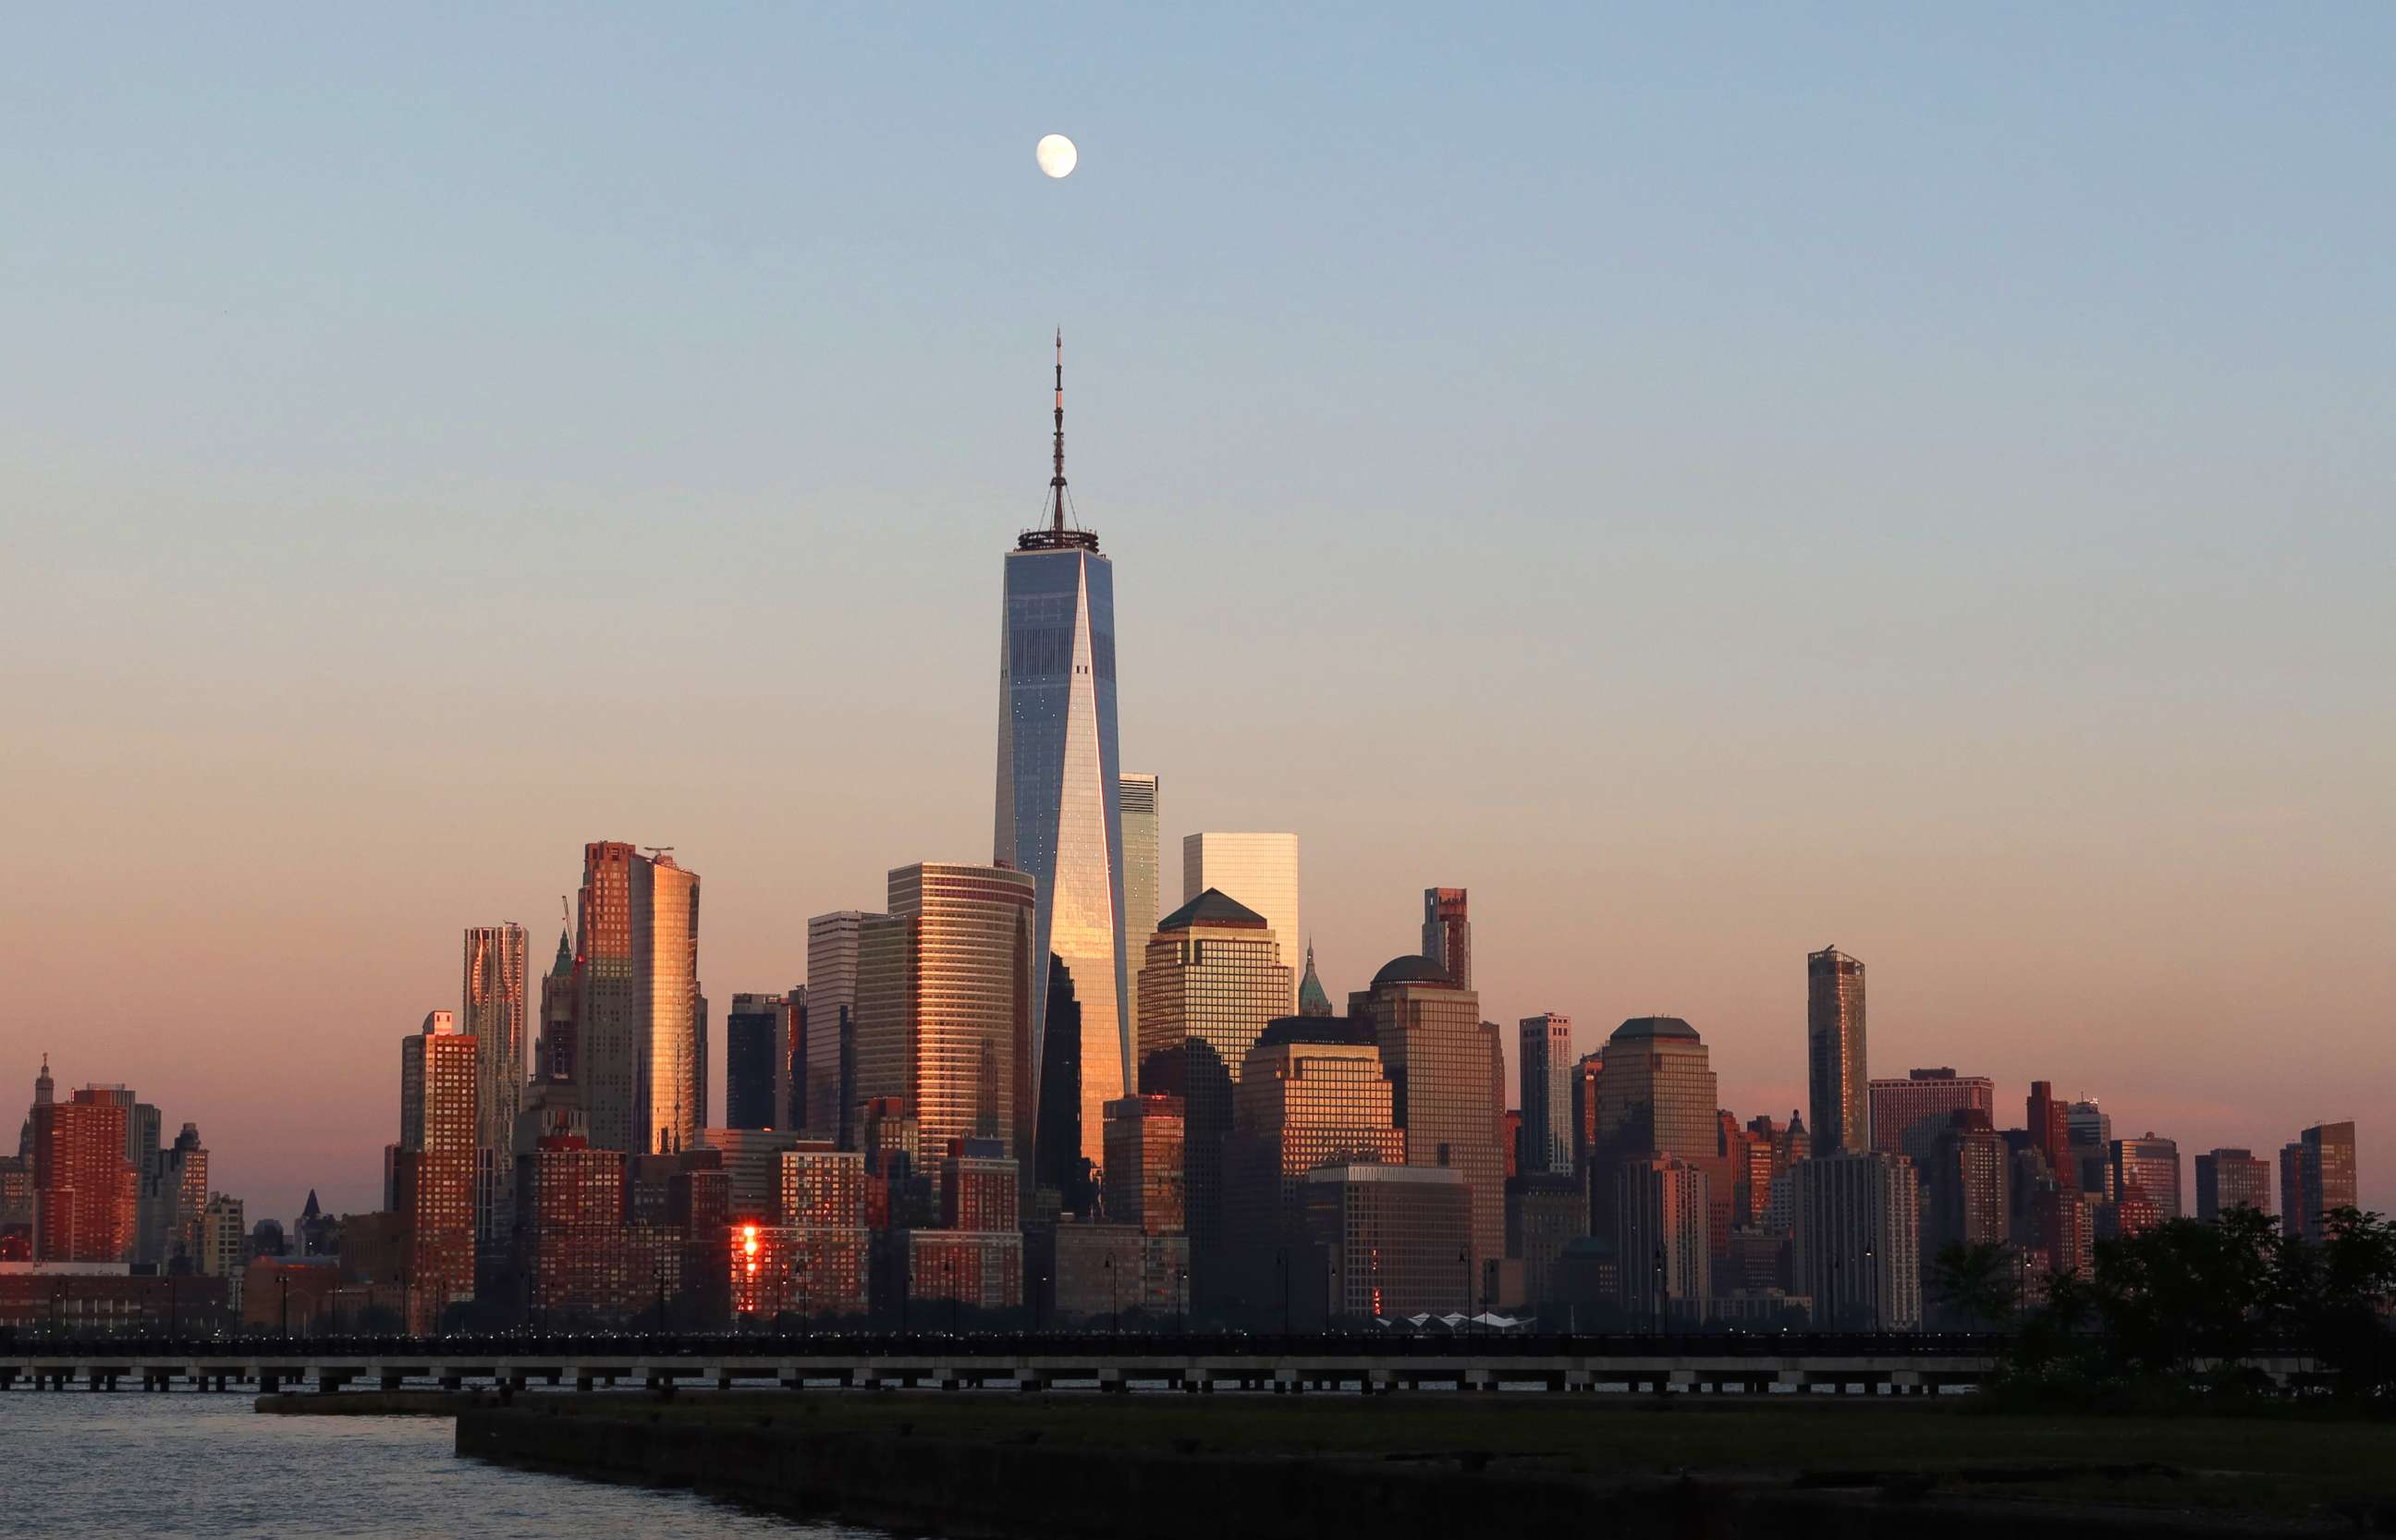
3, 5, 2390, 1225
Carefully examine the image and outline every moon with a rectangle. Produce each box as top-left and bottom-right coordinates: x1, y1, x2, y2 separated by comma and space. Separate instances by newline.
1035, 133, 1078, 179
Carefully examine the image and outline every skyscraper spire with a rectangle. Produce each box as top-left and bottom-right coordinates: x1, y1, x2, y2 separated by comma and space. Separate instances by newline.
1050, 326, 1068, 533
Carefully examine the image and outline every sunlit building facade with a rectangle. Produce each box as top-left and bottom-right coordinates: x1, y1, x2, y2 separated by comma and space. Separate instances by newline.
397, 1009, 477, 1332
1134, 888, 1292, 1282
1102, 1094, 1185, 1234
461, 923, 529, 1248
574, 842, 703, 1155
853, 863, 1037, 1176
1350, 957, 1503, 1273
2109, 1133, 2182, 1221
1181, 834, 1301, 1015
996, 346, 1131, 1173
31, 1085, 138, 1263
1869, 1068, 1994, 1168
1806, 946, 1869, 1156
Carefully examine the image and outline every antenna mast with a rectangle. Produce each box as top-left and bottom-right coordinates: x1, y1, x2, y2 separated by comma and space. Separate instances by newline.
1050, 327, 1067, 533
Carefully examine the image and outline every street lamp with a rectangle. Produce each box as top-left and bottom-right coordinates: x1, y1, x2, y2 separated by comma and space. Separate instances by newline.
1864, 1244, 1877, 1336
279, 1272, 290, 1338
1174, 1265, 1187, 1337
1276, 1248, 1291, 1338
1104, 1253, 1119, 1334
1458, 1247, 1470, 1338
1653, 1247, 1665, 1338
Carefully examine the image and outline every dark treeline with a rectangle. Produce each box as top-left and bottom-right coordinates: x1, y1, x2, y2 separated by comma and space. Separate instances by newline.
1931, 1205, 2396, 1407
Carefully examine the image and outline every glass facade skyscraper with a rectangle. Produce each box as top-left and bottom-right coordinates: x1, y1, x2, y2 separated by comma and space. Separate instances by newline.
996, 339, 1129, 1169
1119, 773, 1160, 1033
1182, 833, 1301, 1015
573, 842, 702, 1155
1806, 945, 1869, 1156
461, 923, 528, 1247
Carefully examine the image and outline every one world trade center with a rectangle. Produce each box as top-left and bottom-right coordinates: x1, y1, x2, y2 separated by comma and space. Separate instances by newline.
995, 332, 1129, 1175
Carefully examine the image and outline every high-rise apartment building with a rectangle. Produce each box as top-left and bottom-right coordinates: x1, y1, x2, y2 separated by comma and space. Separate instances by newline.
2294, 1121, 2358, 1243
1518, 1014, 1574, 1176
2194, 1148, 2273, 1221
1182, 833, 1302, 1015
1868, 1068, 1994, 1168
1350, 956, 1503, 1272
1615, 1156, 1709, 1324
996, 339, 1131, 1169
853, 863, 1037, 1176
1134, 888, 1292, 1289
573, 842, 702, 1155
805, 912, 873, 1146
1806, 947, 1868, 1156
31, 1084, 138, 1263
1119, 773, 1159, 1031
1421, 887, 1471, 991
397, 1009, 477, 1332
461, 923, 529, 1249
1792, 1151, 1922, 1331
160, 1122, 207, 1266
2109, 1133, 2182, 1221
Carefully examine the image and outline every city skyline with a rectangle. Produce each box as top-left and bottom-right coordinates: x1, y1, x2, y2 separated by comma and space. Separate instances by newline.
6, 6, 2391, 1229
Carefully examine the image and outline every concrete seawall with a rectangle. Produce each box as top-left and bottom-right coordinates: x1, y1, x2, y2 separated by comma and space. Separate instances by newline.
455, 1404, 2334, 1539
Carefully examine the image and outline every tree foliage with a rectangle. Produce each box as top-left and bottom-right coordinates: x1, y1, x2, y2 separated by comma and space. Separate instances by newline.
2014, 1205, 2396, 1404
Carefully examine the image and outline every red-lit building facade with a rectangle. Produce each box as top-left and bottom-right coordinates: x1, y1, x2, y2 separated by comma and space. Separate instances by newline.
31, 1087, 139, 1263
397, 1012, 477, 1332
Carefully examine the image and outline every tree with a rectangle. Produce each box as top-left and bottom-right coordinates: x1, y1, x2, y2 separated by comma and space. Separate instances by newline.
1927, 1241, 2019, 1329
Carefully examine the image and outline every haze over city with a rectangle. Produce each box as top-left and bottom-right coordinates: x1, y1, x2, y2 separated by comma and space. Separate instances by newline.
5, 4, 2390, 1233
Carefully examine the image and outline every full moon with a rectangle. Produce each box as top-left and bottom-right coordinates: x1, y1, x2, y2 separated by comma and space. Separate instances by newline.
1035, 133, 1078, 179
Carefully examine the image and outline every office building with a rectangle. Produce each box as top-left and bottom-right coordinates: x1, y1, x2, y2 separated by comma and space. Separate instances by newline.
1119, 773, 1159, 1031
31, 1085, 138, 1263
1350, 956, 1503, 1272
1589, 1018, 1719, 1165
2110, 1134, 2182, 1221
1505, 1171, 1588, 1310
2194, 1148, 2272, 1221
1302, 1163, 1473, 1321
853, 863, 1038, 1176
573, 841, 703, 1155
703, 1127, 813, 1220
996, 341, 1131, 1171
1102, 1094, 1184, 1234
1180, 833, 1302, 1016
1222, 1017, 1403, 1317
2294, 1121, 2359, 1243
1614, 1156, 1709, 1324
461, 923, 529, 1248
1806, 946, 1868, 1156
397, 1010, 477, 1332
1869, 1068, 1995, 1168
1518, 1013, 1573, 1176
1134, 888, 1291, 1279
1792, 1151, 1921, 1331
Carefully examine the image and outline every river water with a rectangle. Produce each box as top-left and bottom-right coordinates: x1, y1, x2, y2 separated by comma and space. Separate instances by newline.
4, 1390, 868, 1539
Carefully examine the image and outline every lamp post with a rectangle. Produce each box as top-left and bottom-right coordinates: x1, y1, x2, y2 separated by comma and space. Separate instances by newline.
1864, 1243, 1877, 1336
167, 1274, 178, 1343
1459, 1247, 1470, 1338
947, 1257, 960, 1338
1276, 1248, 1291, 1338
279, 1272, 290, 1338
1105, 1253, 1119, 1334
1174, 1265, 1187, 1338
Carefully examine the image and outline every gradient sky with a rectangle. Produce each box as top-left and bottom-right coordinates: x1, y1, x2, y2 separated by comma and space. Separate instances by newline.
4, 6, 2390, 1225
